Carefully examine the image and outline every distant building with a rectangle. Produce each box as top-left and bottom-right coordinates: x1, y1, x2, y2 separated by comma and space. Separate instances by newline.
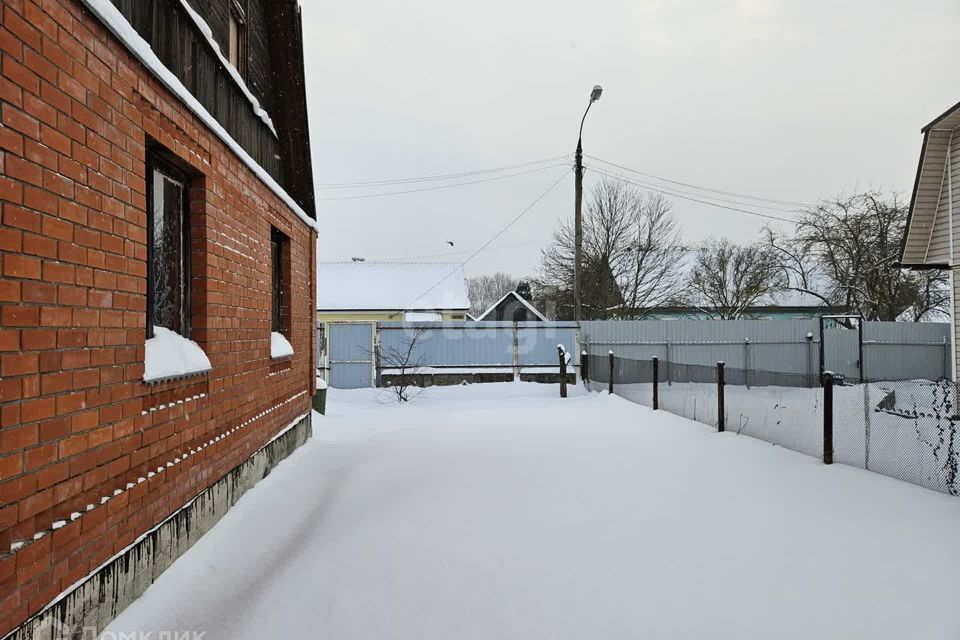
316, 262, 471, 387
900, 99, 960, 376
476, 291, 547, 322
316, 261, 470, 325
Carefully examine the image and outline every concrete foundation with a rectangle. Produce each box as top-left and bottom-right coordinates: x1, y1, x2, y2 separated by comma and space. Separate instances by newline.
4, 413, 312, 640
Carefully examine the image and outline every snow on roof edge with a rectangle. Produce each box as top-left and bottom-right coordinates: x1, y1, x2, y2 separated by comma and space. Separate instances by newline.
79, 0, 318, 234
177, 0, 278, 137
477, 290, 547, 321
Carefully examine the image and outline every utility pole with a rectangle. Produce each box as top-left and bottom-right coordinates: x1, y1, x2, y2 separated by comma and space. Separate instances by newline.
574, 85, 602, 323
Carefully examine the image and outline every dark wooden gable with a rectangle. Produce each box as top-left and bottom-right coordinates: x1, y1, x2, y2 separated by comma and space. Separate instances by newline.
106, 0, 315, 218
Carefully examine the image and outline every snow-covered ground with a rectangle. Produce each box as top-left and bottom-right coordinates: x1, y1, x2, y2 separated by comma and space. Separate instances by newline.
104, 383, 960, 639
606, 380, 960, 493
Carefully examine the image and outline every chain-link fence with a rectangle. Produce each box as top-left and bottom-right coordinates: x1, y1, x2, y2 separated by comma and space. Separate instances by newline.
834, 379, 960, 495
585, 353, 959, 496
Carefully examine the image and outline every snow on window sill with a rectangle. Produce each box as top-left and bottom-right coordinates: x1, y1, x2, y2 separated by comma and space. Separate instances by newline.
271, 331, 294, 360
144, 326, 212, 384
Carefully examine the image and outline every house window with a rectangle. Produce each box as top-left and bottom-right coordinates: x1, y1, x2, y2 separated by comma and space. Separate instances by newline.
228, 1, 247, 78
271, 227, 289, 335
147, 152, 192, 338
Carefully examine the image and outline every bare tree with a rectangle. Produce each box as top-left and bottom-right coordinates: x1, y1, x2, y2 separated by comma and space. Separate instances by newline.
467, 273, 517, 317
903, 270, 951, 322
762, 227, 833, 308
538, 178, 685, 319
769, 192, 948, 321
685, 239, 786, 319
621, 193, 687, 315
379, 328, 426, 403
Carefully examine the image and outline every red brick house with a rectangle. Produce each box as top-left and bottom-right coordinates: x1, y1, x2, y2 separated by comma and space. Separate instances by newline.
0, 0, 317, 635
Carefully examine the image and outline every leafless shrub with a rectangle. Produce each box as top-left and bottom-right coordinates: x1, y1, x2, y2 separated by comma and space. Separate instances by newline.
379, 328, 427, 403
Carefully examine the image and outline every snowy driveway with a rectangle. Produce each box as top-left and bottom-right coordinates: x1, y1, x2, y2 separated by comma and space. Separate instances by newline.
106, 383, 960, 639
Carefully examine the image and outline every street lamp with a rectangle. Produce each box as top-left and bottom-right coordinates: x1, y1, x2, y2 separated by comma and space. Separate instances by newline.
574, 84, 602, 323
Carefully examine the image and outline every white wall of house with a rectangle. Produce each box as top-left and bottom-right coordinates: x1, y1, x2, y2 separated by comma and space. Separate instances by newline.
926, 132, 960, 264
908, 124, 960, 378
953, 268, 960, 378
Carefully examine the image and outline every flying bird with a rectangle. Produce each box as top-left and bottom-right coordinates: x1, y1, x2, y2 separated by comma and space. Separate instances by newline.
447, 241, 455, 247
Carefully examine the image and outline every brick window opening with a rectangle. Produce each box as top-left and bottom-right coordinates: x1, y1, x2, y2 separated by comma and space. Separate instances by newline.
271, 227, 290, 336
228, 0, 247, 78
147, 149, 193, 339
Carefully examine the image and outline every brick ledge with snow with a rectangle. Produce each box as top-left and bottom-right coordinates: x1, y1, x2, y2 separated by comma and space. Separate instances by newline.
143, 326, 212, 383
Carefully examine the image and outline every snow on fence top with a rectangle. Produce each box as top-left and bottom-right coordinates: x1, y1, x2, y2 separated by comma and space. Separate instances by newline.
316, 262, 470, 312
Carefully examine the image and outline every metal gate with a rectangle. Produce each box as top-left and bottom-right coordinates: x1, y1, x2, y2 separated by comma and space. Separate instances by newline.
328, 323, 374, 388
820, 315, 864, 383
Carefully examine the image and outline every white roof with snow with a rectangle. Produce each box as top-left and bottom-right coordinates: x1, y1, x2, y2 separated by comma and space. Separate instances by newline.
317, 262, 470, 312
477, 291, 547, 321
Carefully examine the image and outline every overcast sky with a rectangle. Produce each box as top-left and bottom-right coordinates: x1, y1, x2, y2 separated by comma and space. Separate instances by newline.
300, 0, 959, 280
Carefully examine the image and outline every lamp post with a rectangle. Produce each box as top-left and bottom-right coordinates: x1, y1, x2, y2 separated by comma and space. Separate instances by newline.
574, 84, 602, 323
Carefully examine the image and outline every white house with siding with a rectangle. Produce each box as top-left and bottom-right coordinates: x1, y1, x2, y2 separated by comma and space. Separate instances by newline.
900, 100, 960, 376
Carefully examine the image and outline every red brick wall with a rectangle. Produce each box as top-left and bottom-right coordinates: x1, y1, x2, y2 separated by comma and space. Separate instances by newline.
0, 0, 317, 633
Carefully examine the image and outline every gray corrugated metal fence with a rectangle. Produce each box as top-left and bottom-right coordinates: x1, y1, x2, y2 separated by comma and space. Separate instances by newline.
325, 321, 579, 388
323, 319, 949, 389
581, 320, 951, 382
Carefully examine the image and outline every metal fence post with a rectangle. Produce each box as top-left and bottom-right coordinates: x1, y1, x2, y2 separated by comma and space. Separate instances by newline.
608, 350, 614, 395
744, 338, 750, 389
512, 322, 520, 381
558, 346, 568, 398
582, 350, 589, 384
665, 340, 671, 386
945, 337, 951, 381
822, 372, 834, 464
863, 382, 870, 470
373, 324, 382, 388
717, 361, 725, 432
652, 356, 659, 410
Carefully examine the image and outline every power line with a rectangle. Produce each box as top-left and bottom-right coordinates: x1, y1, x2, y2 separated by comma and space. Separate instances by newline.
589, 165, 798, 224
389, 167, 572, 318
586, 155, 814, 209
316, 155, 570, 189
586, 164, 801, 216
319, 163, 570, 201
592, 165, 797, 224
380, 238, 545, 262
